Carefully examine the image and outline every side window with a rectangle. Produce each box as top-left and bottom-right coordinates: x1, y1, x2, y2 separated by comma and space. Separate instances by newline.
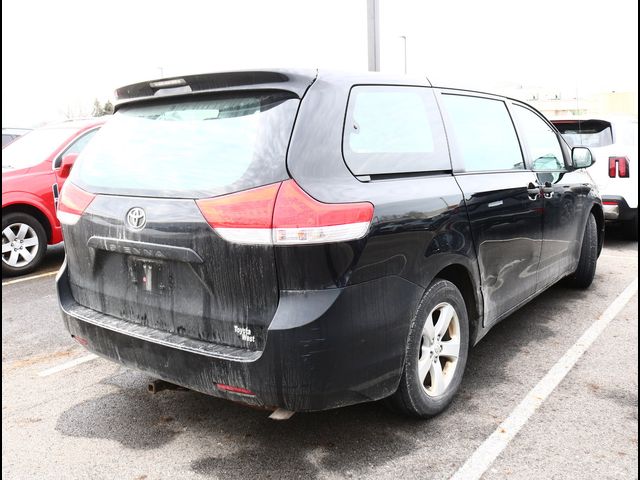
440, 94, 524, 172
512, 105, 564, 171
53, 129, 99, 169
342, 86, 449, 175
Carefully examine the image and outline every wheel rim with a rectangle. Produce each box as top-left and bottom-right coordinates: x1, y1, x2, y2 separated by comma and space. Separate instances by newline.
418, 302, 461, 397
2, 223, 39, 268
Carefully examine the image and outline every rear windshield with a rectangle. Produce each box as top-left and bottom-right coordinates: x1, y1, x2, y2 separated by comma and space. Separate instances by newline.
552, 120, 613, 148
71, 91, 299, 198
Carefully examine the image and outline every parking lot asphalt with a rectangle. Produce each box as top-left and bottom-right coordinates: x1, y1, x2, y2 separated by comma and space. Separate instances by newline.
2, 231, 638, 480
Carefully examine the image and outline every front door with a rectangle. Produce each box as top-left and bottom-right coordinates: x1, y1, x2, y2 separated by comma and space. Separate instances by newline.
510, 104, 591, 289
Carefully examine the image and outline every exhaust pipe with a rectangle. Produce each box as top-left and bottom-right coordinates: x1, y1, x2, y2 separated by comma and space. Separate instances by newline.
268, 408, 295, 420
147, 379, 188, 394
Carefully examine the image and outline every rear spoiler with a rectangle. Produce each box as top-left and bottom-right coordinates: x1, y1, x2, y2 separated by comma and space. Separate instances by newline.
114, 69, 318, 109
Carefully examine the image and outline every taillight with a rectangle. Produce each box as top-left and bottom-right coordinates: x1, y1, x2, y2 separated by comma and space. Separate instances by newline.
196, 180, 374, 245
57, 182, 96, 225
195, 183, 280, 244
609, 156, 630, 178
272, 180, 373, 245
618, 157, 629, 177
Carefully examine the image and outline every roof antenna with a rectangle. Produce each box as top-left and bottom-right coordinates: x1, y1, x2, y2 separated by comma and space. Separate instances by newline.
425, 75, 432, 86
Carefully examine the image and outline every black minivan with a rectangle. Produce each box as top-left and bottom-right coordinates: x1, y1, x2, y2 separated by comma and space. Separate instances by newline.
56, 70, 603, 417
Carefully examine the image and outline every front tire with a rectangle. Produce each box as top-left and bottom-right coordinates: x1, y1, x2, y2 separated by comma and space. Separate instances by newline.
2, 212, 48, 277
623, 211, 638, 241
566, 213, 598, 289
387, 279, 469, 418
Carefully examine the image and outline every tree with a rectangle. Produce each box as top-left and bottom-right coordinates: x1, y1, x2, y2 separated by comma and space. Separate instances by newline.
92, 98, 104, 117
103, 100, 114, 115
91, 99, 114, 117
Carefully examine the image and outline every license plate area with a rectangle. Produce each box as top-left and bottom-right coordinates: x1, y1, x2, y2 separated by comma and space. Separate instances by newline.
127, 257, 172, 293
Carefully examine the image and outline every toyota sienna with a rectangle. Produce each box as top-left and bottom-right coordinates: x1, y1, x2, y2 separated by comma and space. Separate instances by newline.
56, 70, 602, 417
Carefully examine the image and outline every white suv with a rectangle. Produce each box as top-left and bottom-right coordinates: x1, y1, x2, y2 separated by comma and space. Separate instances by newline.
552, 116, 638, 240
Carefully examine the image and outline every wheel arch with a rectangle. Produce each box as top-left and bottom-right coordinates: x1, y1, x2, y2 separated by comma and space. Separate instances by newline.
591, 203, 605, 256
2, 203, 53, 243
433, 263, 482, 345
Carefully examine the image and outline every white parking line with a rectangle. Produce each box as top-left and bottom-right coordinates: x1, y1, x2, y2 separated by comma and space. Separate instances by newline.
38, 354, 98, 377
2, 270, 58, 286
450, 277, 638, 480
600, 253, 639, 260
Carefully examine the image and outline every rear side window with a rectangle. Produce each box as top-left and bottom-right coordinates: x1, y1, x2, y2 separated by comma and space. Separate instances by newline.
552, 120, 613, 148
71, 91, 299, 198
440, 94, 524, 172
342, 86, 449, 175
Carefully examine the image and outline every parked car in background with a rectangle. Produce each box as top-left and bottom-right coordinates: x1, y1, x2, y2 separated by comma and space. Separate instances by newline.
2, 119, 104, 276
551, 117, 638, 240
2, 128, 32, 148
57, 70, 602, 418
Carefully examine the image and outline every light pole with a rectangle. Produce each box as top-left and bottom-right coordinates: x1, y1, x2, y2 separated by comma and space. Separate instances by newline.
367, 0, 380, 72
399, 35, 407, 74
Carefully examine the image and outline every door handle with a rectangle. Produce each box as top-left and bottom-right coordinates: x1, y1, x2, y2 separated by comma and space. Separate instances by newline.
541, 182, 554, 197
527, 183, 541, 200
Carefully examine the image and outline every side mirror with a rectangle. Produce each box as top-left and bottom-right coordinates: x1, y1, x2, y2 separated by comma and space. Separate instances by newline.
58, 153, 79, 179
571, 147, 595, 169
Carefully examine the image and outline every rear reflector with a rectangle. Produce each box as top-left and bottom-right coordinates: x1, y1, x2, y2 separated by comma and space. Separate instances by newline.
216, 383, 255, 396
57, 182, 96, 225
196, 180, 374, 245
603, 200, 619, 206
71, 334, 89, 346
609, 156, 630, 178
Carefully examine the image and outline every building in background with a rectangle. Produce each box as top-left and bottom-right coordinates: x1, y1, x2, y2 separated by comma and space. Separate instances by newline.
499, 85, 638, 118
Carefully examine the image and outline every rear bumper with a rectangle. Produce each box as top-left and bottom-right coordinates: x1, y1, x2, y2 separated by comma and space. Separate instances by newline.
602, 196, 637, 222
57, 260, 422, 412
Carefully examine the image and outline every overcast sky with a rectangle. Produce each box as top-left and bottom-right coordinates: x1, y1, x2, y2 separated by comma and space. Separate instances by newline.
2, 0, 638, 127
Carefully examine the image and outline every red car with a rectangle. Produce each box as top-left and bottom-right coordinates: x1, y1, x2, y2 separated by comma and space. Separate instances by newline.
2, 119, 104, 276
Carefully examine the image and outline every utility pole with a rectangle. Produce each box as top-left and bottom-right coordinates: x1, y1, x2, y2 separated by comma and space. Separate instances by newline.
400, 35, 407, 74
367, 0, 380, 72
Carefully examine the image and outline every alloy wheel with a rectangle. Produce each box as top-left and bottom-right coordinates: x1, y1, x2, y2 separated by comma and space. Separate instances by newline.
417, 302, 461, 396
2, 223, 40, 268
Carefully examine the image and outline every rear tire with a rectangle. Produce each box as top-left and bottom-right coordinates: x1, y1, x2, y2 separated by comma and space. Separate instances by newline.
2, 212, 48, 277
387, 279, 469, 418
566, 213, 598, 289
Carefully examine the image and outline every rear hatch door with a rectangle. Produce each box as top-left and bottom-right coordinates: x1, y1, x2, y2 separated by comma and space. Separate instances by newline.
62, 89, 303, 351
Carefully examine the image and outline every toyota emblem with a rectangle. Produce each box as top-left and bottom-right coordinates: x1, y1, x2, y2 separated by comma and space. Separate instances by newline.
126, 207, 146, 230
